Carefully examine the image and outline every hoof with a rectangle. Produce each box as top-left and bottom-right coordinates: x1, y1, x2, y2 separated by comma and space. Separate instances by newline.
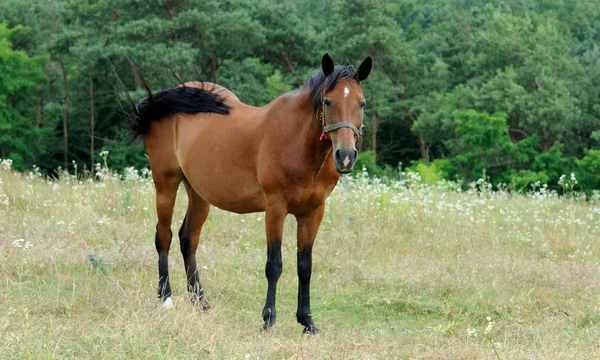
262, 322, 277, 333
162, 297, 174, 309
195, 300, 211, 311
262, 307, 276, 332
191, 295, 211, 310
302, 325, 321, 335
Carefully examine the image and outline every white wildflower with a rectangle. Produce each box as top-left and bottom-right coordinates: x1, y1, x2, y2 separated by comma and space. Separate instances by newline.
12, 239, 24, 248
11, 239, 32, 250
570, 172, 578, 184
484, 316, 495, 334
1, 159, 12, 171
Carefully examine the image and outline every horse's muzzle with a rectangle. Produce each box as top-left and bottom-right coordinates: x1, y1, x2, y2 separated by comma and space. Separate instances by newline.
334, 148, 358, 174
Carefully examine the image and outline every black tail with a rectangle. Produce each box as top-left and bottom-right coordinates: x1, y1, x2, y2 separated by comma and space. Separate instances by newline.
130, 86, 231, 141
126, 58, 231, 141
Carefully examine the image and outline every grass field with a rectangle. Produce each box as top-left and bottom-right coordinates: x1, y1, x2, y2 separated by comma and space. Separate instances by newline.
1, 159, 600, 359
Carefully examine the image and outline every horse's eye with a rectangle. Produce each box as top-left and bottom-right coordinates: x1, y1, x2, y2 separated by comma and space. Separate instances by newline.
359, 101, 366, 109
323, 99, 332, 106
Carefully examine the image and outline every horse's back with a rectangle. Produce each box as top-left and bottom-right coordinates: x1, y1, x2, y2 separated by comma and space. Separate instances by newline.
173, 83, 269, 213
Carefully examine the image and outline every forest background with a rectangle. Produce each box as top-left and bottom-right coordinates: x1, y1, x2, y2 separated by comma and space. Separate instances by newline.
1, 0, 600, 192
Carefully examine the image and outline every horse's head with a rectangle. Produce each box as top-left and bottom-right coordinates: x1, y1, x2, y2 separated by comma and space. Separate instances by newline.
319, 54, 372, 174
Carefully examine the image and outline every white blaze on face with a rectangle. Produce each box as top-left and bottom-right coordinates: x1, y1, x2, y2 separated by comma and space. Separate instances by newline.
344, 87, 350, 98
343, 156, 351, 168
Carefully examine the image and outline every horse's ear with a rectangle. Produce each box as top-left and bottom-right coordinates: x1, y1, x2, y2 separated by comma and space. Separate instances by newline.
322, 53, 334, 77
356, 56, 372, 82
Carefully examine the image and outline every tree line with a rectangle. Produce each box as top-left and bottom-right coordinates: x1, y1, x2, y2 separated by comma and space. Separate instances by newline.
1, 0, 599, 191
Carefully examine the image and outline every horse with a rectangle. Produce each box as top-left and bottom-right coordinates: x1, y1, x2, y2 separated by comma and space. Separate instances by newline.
129, 53, 372, 334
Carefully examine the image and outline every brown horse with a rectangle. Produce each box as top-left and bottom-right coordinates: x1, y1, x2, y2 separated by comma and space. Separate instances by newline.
130, 53, 372, 334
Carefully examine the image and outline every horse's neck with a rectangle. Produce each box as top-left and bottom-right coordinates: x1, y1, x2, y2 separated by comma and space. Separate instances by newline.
289, 91, 334, 176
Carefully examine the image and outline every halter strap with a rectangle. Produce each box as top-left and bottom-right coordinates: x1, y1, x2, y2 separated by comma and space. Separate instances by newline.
322, 122, 361, 137
320, 98, 363, 140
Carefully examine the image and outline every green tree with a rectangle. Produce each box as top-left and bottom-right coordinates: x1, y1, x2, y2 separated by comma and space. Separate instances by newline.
0, 23, 47, 169
447, 110, 515, 182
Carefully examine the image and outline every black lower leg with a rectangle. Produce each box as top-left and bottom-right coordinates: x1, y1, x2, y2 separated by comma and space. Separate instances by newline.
262, 242, 282, 330
179, 218, 208, 309
184, 257, 209, 309
155, 230, 171, 301
297, 246, 319, 334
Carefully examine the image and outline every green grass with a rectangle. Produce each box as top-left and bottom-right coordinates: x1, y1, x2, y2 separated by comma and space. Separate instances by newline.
1, 162, 600, 359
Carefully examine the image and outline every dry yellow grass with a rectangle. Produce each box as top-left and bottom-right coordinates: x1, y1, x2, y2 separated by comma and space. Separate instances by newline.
1, 160, 600, 359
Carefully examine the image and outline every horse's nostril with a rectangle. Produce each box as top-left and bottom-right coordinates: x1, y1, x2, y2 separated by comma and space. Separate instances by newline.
353, 149, 358, 159
334, 149, 342, 161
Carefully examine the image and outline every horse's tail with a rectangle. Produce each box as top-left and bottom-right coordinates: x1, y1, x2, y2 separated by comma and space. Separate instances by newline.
126, 58, 231, 142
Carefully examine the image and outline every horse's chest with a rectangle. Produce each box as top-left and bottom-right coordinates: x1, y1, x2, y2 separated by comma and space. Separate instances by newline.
288, 177, 338, 214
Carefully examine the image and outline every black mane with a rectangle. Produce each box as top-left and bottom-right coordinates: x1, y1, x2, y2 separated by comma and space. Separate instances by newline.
302, 64, 358, 123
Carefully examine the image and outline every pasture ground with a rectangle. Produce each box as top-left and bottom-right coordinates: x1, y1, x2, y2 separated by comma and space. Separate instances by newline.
1, 163, 599, 359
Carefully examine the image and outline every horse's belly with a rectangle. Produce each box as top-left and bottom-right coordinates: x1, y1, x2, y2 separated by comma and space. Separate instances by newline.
176, 111, 266, 213
202, 188, 266, 214
182, 164, 266, 214
208, 196, 266, 214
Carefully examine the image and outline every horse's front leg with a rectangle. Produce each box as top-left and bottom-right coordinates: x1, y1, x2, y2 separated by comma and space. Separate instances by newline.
261, 200, 287, 331
295, 204, 325, 334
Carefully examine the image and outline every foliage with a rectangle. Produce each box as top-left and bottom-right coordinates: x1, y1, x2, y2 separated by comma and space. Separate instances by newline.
354, 150, 382, 177
1, 0, 600, 190
577, 150, 600, 192
447, 110, 515, 182
0, 23, 47, 170
407, 159, 454, 185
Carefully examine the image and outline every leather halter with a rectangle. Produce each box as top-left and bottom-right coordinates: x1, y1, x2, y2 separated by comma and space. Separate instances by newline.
320, 98, 363, 141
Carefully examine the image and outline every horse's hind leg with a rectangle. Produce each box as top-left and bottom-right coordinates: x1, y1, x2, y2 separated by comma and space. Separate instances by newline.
145, 117, 183, 308
179, 181, 211, 309
152, 171, 182, 308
